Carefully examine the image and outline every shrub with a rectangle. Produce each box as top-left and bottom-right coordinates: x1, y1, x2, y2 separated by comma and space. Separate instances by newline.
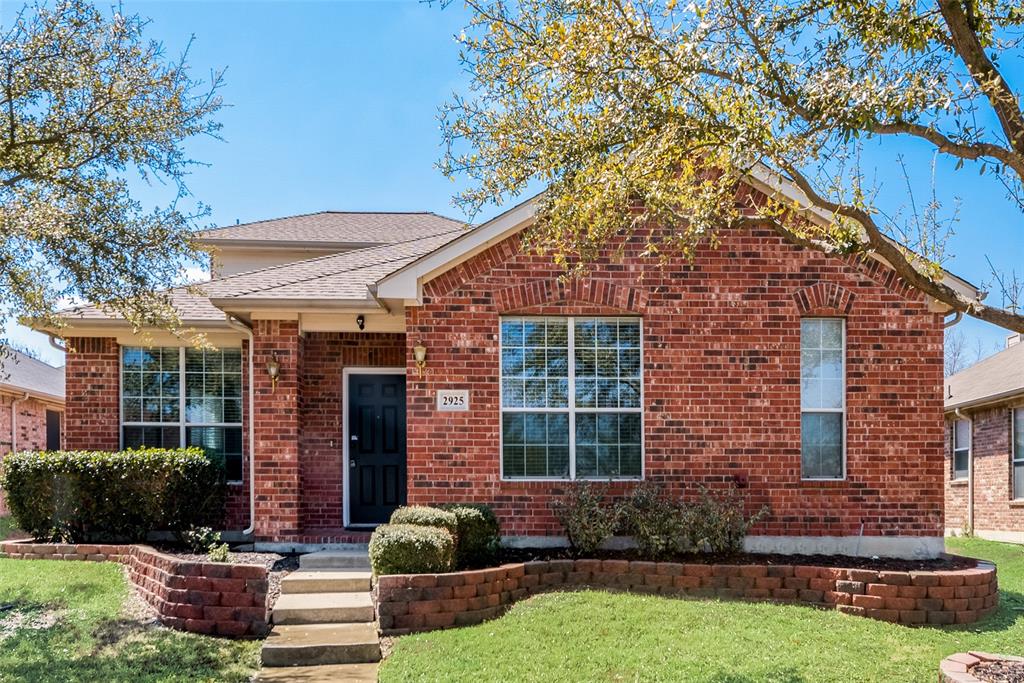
683, 486, 770, 554
389, 505, 459, 537
182, 526, 221, 554
437, 503, 501, 568
551, 482, 619, 555
369, 524, 455, 575
0, 448, 225, 543
618, 482, 684, 560
207, 542, 231, 563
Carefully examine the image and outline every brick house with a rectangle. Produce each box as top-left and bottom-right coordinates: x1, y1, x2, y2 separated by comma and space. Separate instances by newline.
39, 176, 984, 558
944, 335, 1024, 542
0, 349, 65, 514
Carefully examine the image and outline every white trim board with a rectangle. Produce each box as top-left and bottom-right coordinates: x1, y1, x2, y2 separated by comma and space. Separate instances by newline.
341, 366, 406, 529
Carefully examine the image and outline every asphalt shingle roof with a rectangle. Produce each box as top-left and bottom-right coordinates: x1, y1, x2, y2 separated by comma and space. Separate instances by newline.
945, 338, 1024, 411
197, 211, 464, 245
0, 348, 64, 400
63, 287, 229, 323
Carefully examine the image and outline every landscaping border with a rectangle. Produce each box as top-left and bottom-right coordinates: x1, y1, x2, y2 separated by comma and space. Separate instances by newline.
0, 540, 269, 637
374, 558, 998, 635
940, 652, 1024, 682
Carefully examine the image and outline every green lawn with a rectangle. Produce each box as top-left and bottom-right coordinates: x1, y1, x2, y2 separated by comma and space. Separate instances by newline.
0, 558, 259, 682
380, 538, 1024, 683
0, 516, 21, 541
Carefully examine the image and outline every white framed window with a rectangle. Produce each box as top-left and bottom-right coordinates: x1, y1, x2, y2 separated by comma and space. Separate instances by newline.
500, 317, 643, 480
121, 346, 244, 483
800, 318, 845, 480
1013, 408, 1024, 499
952, 418, 971, 481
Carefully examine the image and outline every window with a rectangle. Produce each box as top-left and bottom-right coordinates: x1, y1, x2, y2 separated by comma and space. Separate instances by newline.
952, 418, 970, 481
800, 318, 845, 479
500, 317, 642, 479
1013, 408, 1024, 499
121, 346, 243, 482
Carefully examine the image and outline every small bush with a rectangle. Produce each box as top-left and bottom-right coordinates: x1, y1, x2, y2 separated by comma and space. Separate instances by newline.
0, 448, 225, 543
551, 482, 619, 555
207, 543, 231, 563
437, 503, 501, 568
389, 506, 459, 537
182, 526, 221, 554
683, 486, 770, 554
369, 524, 455, 576
619, 482, 684, 560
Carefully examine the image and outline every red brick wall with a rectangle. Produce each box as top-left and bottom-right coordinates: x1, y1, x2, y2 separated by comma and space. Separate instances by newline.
943, 420, 969, 533
252, 320, 302, 540
945, 401, 1024, 536
64, 337, 119, 451
299, 332, 405, 530
405, 225, 946, 539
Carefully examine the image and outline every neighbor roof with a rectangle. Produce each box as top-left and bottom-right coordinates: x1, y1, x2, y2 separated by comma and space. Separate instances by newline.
945, 339, 1024, 411
62, 287, 230, 324
196, 211, 464, 248
0, 349, 64, 402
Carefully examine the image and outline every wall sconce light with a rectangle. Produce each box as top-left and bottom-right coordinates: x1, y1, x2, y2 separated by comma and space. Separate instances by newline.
266, 352, 280, 392
413, 342, 427, 376
356, 314, 365, 331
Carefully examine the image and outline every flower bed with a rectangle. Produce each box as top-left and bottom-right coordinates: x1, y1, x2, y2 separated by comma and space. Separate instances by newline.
374, 557, 998, 635
0, 540, 269, 637
940, 652, 1024, 682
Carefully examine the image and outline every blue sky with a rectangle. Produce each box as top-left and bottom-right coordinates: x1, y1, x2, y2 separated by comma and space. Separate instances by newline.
4, 1, 1021, 365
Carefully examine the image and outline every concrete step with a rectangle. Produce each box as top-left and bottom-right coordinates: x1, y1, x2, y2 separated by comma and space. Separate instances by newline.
260, 622, 381, 667
281, 570, 372, 594
299, 550, 371, 570
257, 662, 379, 682
272, 592, 374, 625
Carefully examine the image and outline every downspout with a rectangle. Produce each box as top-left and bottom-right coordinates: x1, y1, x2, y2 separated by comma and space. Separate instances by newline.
226, 316, 257, 537
11, 392, 28, 452
955, 407, 973, 536
944, 311, 963, 328
47, 335, 66, 353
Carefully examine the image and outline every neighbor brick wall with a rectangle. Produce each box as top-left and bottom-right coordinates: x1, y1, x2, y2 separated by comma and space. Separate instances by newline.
64, 337, 119, 451
375, 558, 998, 635
945, 401, 1024, 536
0, 391, 61, 514
299, 332, 405, 530
405, 224, 946, 539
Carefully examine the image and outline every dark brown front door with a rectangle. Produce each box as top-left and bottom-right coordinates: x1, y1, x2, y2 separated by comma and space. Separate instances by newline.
348, 373, 406, 525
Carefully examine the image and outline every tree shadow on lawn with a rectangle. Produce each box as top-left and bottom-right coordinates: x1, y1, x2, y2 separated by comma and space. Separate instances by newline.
0, 617, 254, 683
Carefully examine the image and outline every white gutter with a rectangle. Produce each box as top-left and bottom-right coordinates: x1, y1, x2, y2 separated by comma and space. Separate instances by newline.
11, 392, 29, 452
225, 316, 256, 537
954, 407, 973, 535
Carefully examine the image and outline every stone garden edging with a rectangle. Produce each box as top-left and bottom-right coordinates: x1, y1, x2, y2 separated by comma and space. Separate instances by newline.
374, 558, 998, 636
0, 540, 269, 637
940, 652, 1024, 682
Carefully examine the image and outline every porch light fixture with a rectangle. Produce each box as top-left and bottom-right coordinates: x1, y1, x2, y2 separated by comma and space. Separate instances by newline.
356, 314, 366, 331
266, 352, 280, 392
413, 342, 427, 376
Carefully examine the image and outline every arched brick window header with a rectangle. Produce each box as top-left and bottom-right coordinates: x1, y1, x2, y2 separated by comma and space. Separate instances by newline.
792, 282, 855, 316
495, 278, 648, 314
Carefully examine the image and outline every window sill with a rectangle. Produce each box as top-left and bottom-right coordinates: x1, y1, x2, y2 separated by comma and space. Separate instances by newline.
798, 478, 846, 487
1009, 500, 1024, 508
950, 479, 969, 486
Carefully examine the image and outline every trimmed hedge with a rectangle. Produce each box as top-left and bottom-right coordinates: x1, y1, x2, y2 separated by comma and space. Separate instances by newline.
0, 448, 225, 542
389, 506, 459, 537
369, 524, 455, 576
437, 503, 500, 568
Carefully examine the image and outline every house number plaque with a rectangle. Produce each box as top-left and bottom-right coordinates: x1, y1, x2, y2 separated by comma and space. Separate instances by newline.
436, 389, 469, 412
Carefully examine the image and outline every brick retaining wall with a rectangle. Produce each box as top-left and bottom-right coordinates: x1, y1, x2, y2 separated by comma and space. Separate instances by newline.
374, 558, 998, 635
0, 540, 268, 637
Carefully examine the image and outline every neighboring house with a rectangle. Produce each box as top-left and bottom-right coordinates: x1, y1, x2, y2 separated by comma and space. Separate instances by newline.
36, 176, 984, 557
944, 334, 1024, 542
0, 349, 65, 514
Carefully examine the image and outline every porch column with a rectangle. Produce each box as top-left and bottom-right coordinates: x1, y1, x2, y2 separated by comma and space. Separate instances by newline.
252, 319, 303, 541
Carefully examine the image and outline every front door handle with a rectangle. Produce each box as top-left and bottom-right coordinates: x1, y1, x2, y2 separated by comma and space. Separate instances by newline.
351, 434, 359, 441
350, 459, 356, 468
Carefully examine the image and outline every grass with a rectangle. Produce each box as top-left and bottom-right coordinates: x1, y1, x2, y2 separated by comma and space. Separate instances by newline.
0, 516, 21, 541
380, 537, 1024, 683
0, 558, 260, 682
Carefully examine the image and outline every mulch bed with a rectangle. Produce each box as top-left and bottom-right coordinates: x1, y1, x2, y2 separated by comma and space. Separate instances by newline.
497, 547, 976, 572
973, 661, 1024, 683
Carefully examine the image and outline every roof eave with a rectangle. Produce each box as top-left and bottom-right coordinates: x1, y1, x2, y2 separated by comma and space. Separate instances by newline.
198, 238, 384, 250
0, 383, 64, 404
944, 388, 1024, 413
